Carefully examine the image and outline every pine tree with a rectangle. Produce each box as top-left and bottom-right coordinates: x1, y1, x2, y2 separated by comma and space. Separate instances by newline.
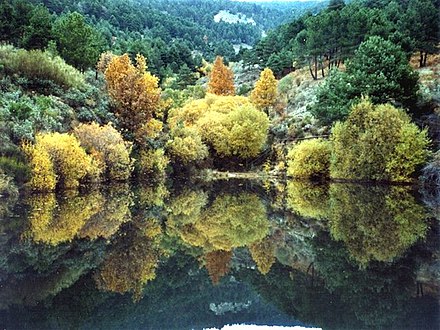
250, 67, 278, 113
207, 56, 235, 96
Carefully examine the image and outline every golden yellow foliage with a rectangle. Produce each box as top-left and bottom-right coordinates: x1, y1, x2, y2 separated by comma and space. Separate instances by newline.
25, 133, 98, 190
168, 95, 269, 159
104, 54, 160, 142
73, 122, 134, 181
207, 56, 235, 96
287, 139, 331, 179
27, 191, 104, 245
22, 141, 56, 192
250, 68, 278, 112
137, 148, 169, 180
166, 126, 209, 164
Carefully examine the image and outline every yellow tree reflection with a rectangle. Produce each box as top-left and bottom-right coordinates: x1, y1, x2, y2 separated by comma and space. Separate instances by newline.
286, 181, 330, 220
27, 191, 104, 245
249, 237, 276, 275
80, 185, 133, 240
328, 184, 428, 265
95, 219, 163, 301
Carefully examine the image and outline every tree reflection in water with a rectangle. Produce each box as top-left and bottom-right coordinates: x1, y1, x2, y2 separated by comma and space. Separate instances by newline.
0, 180, 437, 329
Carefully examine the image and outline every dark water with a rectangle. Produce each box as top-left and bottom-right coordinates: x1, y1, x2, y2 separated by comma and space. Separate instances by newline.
0, 180, 438, 330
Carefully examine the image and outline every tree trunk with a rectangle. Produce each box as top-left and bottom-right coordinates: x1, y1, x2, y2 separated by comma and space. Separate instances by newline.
423, 52, 428, 66
314, 56, 318, 80
420, 51, 424, 67
309, 58, 317, 80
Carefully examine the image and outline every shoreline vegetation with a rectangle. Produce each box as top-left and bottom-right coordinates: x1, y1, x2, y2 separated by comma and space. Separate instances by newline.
0, 0, 438, 198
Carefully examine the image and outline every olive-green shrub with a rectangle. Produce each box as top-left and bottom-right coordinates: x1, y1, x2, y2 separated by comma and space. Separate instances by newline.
287, 138, 331, 179
330, 99, 430, 182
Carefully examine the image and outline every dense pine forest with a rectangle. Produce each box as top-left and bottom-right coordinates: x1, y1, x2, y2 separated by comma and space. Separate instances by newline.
0, 0, 439, 196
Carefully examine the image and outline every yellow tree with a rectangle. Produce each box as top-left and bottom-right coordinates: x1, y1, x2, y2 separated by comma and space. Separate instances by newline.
207, 56, 235, 96
250, 68, 278, 113
105, 54, 160, 143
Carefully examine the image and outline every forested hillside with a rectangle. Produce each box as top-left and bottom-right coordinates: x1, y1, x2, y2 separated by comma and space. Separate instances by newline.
244, 0, 440, 77
0, 0, 324, 80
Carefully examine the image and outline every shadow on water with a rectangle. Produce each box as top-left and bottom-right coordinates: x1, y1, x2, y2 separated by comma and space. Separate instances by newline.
0, 180, 438, 329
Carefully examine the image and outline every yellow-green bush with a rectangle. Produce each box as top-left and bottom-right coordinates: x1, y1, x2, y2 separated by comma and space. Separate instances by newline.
167, 94, 268, 159
166, 126, 209, 164
287, 139, 331, 179
0, 45, 84, 89
22, 141, 56, 192
137, 148, 169, 180
24, 132, 98, 190
73, 123, 134, 181
330, 99, 430, 182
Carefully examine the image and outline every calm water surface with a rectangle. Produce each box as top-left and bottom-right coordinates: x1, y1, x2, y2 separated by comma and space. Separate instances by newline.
0, 180, 438, 329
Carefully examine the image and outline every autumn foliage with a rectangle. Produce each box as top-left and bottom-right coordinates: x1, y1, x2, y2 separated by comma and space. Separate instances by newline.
73, 122, 134, 181
104, 54, 160, 142
207, 56, 235, 96
23, 132, 99, 190
250, 68, 278, 112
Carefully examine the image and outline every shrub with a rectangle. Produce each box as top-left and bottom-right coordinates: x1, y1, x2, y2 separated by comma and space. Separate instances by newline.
0, 44, 84, 89
166, 126, 208, 164
168, 94, 269, 159
137, 148, 169, 181
22, 141, 56, 192
330, 99, 430, 182
287, 139, 331, 179
73, 122, 134, 181
24, 132, 99, 190
0, 169, 18, 198
0, 156, 30, 185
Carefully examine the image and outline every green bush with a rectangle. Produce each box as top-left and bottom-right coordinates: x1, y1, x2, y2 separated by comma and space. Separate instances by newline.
287, 139, 331, 179
0, 44, 84, 89
0, 156, 30, 185
330, 99, 430, 182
